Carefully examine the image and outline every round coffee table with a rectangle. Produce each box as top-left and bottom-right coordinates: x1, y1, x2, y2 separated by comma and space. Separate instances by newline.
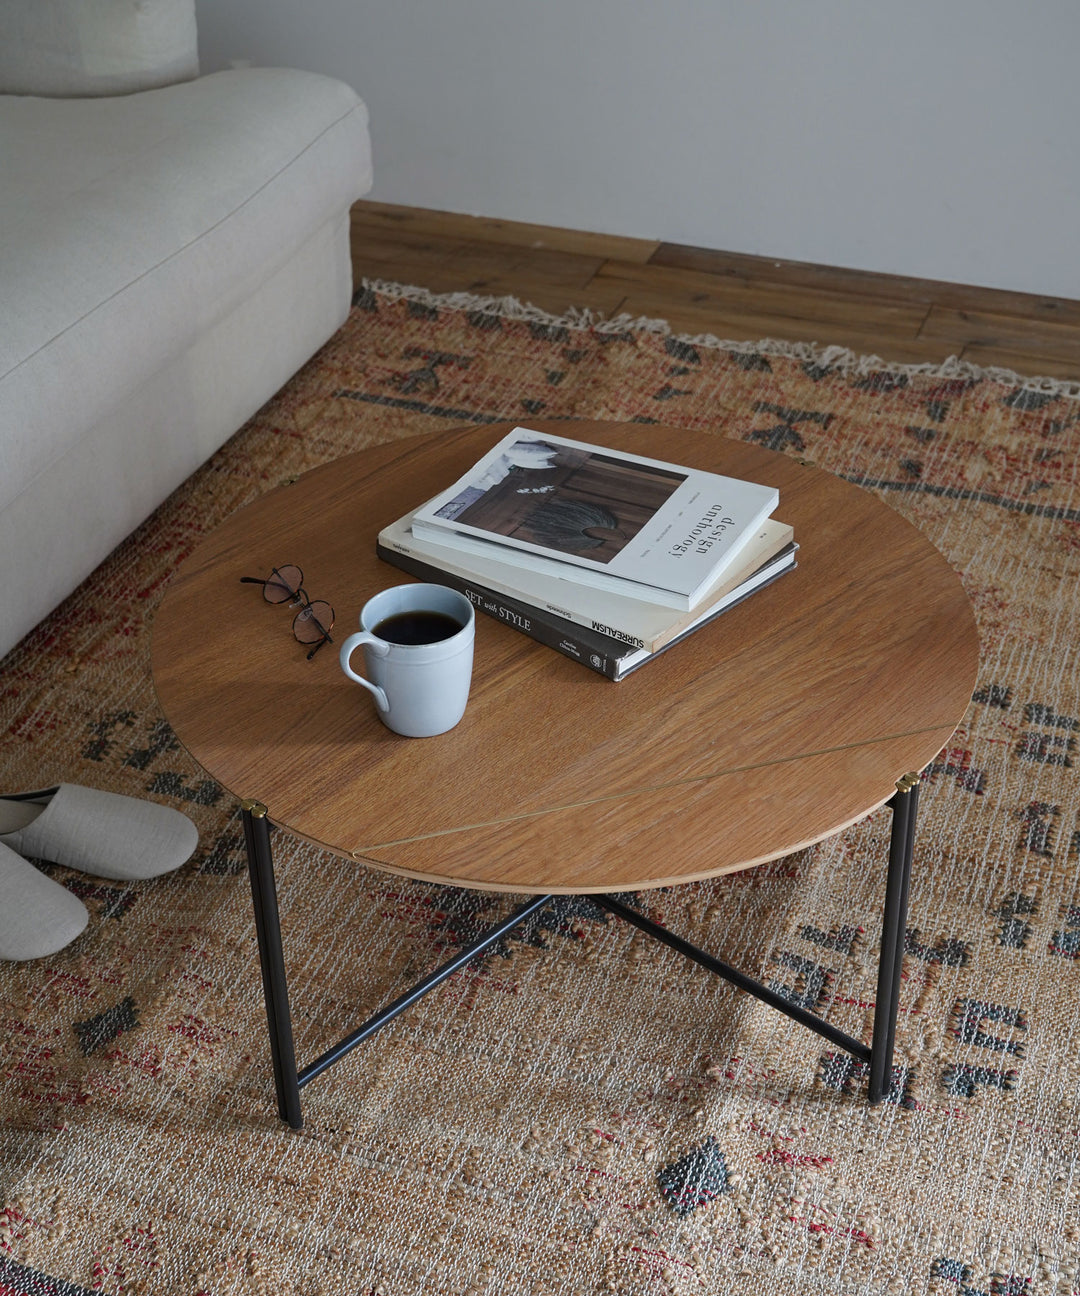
151, 420, 979, 1127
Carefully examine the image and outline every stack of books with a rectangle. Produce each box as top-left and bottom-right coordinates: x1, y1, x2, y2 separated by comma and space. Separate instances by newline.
377, 427, 797, 680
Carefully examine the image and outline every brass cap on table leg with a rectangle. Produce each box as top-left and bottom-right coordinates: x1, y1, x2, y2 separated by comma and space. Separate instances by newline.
240, 799, 269, 818
895, 772, 920, 794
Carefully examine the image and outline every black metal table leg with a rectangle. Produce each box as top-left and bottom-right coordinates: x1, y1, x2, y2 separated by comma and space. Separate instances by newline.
867, 772, 920, 1104
594, 893, 873, 1064
297, 892, 553, 1089
241, 800, 303, 1129
240, 797, 555, 1127
596, 771, 922, 1108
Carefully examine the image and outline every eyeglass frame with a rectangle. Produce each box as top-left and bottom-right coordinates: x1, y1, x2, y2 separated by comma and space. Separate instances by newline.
240, 565, 335, 660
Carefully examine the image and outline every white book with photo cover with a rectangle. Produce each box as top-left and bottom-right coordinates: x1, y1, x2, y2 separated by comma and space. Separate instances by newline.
380, 509, 796, 653
410, 427, 780, 610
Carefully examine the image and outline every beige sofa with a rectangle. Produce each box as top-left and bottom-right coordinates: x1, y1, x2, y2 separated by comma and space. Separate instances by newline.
0, 0, 373, 660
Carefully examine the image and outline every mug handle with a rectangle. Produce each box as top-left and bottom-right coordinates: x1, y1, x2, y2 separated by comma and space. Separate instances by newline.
339, 632, 392, 713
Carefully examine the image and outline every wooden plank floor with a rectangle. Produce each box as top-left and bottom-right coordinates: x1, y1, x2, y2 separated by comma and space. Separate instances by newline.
351, 201, 1080, 382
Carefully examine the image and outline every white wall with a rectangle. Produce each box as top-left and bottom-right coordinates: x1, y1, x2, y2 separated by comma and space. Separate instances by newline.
195, 0, 1080, 300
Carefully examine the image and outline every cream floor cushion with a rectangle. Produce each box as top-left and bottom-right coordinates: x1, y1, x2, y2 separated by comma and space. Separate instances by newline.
0, 68, 372, 658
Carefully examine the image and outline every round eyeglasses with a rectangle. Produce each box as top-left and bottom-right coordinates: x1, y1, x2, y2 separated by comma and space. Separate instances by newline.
240, 564, 335, 660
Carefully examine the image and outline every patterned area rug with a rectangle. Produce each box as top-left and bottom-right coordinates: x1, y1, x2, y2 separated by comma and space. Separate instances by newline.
1, 280, 1079, 1296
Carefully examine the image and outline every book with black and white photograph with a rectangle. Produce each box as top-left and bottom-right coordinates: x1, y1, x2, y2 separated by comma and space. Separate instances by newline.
410, 427, 780, 610
379, 508, 796, 654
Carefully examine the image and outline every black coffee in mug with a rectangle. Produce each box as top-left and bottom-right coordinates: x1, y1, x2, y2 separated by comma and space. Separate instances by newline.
373, 610, 464, 646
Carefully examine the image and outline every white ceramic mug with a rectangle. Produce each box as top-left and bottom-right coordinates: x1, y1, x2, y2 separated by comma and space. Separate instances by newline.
338, 584, 475, 737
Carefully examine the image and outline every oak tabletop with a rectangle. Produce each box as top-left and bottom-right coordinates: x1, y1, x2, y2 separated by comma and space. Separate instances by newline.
150, 420, 979, 893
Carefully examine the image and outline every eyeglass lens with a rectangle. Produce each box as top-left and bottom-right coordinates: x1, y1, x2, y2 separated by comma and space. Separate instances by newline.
293, 600, 335, 644
263, 565, 304, 604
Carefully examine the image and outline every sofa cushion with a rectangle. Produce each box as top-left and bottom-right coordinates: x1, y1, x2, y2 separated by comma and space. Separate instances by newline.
0, 67, 372, 518
0, 0, 199, 97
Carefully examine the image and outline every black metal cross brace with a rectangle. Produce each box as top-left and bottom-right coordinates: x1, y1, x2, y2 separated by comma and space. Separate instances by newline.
241, 774, 919, 1129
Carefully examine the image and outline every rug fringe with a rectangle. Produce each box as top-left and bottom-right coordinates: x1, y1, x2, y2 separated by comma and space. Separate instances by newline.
362, 276, 1080, 399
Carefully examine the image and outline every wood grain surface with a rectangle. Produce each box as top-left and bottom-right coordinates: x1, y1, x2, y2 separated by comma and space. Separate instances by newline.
150, 421, 980, 893
351, 200, 1080, 380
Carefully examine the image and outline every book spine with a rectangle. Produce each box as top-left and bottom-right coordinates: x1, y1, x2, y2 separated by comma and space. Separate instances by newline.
377, 542, 628, 680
